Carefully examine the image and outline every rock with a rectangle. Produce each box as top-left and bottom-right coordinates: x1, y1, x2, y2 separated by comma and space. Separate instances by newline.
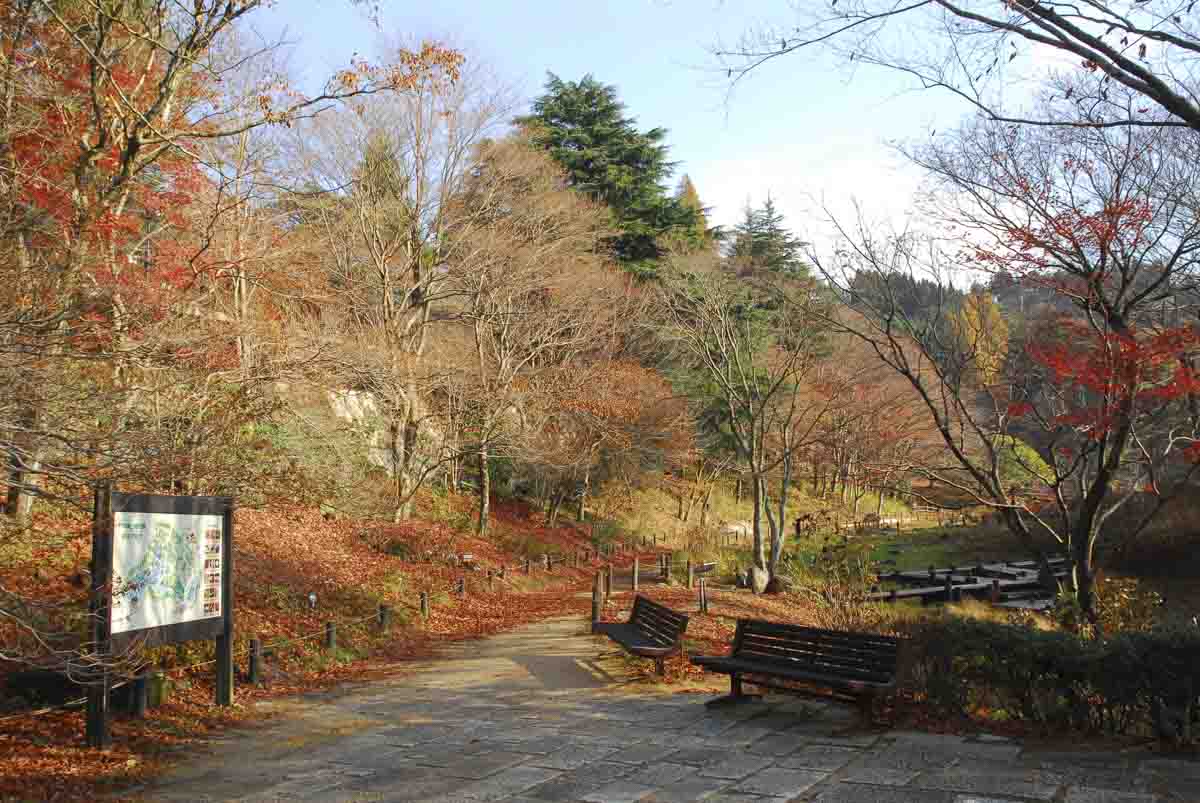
764, 575, 794, 594
749, 567, 769, 594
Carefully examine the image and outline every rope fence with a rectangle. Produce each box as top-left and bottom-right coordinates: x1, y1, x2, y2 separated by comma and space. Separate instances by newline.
1, 540, 667, 725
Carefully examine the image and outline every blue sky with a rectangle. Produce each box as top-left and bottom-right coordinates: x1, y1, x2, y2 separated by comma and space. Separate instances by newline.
258, 1, 972, 253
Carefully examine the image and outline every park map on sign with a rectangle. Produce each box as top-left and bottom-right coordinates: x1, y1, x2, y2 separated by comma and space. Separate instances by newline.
111, 512, 222, 634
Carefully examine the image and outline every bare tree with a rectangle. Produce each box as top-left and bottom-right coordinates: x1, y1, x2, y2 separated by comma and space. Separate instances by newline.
444, 135, 623, 534
288, 49, 507, 521
717, 0, 1200, 131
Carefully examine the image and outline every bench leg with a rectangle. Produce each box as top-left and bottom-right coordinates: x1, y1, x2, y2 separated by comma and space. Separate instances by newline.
705, 673, 762, 707
856, 692, 877, 725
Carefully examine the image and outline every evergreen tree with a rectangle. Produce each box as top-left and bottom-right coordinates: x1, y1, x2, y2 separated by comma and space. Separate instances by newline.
726, 196, 809, 278
517, 74, 700, 276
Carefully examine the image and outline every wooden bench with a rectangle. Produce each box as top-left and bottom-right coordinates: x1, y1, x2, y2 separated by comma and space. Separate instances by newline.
593, 595, 689, 675
690, 619, 900, 720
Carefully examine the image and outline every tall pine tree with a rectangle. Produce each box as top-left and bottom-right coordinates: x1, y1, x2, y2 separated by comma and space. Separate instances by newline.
518, 74, 700, 277
726, 196, 809, 278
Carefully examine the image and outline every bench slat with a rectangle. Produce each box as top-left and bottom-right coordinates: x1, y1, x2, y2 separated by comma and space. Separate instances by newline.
736, 634, 897, 668
741, 620, 900, 649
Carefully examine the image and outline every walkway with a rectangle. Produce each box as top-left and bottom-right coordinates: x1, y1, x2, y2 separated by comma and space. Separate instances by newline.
142, 617, 1199, 802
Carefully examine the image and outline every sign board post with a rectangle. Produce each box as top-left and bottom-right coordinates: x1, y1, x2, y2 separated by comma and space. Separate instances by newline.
87, 488, 234, 747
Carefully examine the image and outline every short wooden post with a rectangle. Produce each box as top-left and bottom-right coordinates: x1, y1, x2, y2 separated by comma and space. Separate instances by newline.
457, 577, 466, 597
687, 559, 694, 589
544, 554, 551, 572
573, 551, 580, 569
378, 603, 392, 632
487, 569, 495, 590
499, 565, 506, 579
420, 591, 429, 620
699, 577, 708, 614
632, 558, 639, 592
524, 557, 531, 574
591, 572, 603, 632
653, 533, 658, 547
249, 637, 262, 684
605, 564, 612, 603
325, 621, 337, 650
131, 673, 148, 719
990, 579, 1001, 603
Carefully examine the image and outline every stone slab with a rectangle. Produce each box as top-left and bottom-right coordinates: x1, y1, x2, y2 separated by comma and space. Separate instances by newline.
696, 754, 775, 780
777, 744, 862, 772
579, 780, 658, 803
457, 765, 564, 801
1063, 789, 1159, 803
734, 766, 829, 797
641, 774, 732, 803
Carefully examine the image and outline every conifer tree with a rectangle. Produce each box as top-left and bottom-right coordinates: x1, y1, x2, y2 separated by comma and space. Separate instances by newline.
726, 196, 809, 278
518, 73, 699, 276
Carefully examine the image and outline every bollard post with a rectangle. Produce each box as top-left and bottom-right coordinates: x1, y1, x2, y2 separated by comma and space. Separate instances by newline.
699, 577, 708, 614
420, 591, 429, 620
990, 579, 1001, 604
499, 565, 506, 579
487, 569, 495, 591
591, 572, 602, 632
632, 558, 639, 592
378, 603, 392, 633
574, 551, 580, 569
687, 559, 694, 589
249, 637, 262, 683
544, 554, 551, 572
457, 577, 466, 597
325, 621, 337, 650
131, 672, 148, 719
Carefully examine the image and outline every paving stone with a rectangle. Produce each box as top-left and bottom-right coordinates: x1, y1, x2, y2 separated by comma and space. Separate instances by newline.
457, 765, 564, 801
812, 785, 957, 803
703, 794, 778, 803
624, 762, 693, 786
524, 761, 633, 801
641, 775, 732, 803
776, 744, 861, 772
912, 768, 1061, 801
436, 751, 537, 780
717, 723, 781, 746
745, 729, 814, 757
839, 767, 920, 786
1063, 789, 1159, 803
532, 744, 621, 770
734, 766, 828, 797
604, 743, 685, 765
579, 780, 658, 803
888, 731, 966, 749
844, 746, 958, 773
697, 755, 776, 780
662, 746, 729, 766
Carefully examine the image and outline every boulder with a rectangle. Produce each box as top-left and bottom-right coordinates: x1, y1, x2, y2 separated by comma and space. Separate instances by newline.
764, 575, 794, 594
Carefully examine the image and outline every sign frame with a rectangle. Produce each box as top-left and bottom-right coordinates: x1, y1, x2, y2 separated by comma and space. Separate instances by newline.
101, 492, 234, 652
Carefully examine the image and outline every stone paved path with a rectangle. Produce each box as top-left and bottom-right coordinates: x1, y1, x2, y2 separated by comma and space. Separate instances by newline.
143, 617, 1200, 803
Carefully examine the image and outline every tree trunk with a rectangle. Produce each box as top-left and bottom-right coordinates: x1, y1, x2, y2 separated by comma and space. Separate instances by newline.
734, 477, 742, 504
751, 474, 767, 572
548, 488, 565, 527
577, 469, 588, 522
876, 491, 884, 518
700, 485, 713, 526
476, 444, 490, 536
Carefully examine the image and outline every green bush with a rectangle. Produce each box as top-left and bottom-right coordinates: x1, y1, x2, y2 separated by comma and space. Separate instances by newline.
902, 616, 1200, 742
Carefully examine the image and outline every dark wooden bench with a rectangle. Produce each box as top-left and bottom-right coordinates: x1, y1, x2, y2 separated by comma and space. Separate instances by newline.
593, 595, 689, 675
690, 619, 899, 720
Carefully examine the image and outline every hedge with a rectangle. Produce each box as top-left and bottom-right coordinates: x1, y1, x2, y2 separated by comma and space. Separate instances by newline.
900, 617, 1199, 741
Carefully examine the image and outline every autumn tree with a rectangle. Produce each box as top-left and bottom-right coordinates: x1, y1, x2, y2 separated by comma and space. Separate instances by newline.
659, 255, 842, 590
287, 44, 494, 522
443, 134, 623, 534
814, 90, 1200, 624
951, 290, 1009, 385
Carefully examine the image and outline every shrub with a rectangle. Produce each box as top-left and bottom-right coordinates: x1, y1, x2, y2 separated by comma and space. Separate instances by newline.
901, 616, 1200, 742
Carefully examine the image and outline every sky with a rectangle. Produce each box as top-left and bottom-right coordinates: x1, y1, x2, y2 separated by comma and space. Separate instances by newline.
257, 0, 976, 256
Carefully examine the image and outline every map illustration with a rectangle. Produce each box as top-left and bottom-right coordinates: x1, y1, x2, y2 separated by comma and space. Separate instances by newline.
111, 512, 223, 634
